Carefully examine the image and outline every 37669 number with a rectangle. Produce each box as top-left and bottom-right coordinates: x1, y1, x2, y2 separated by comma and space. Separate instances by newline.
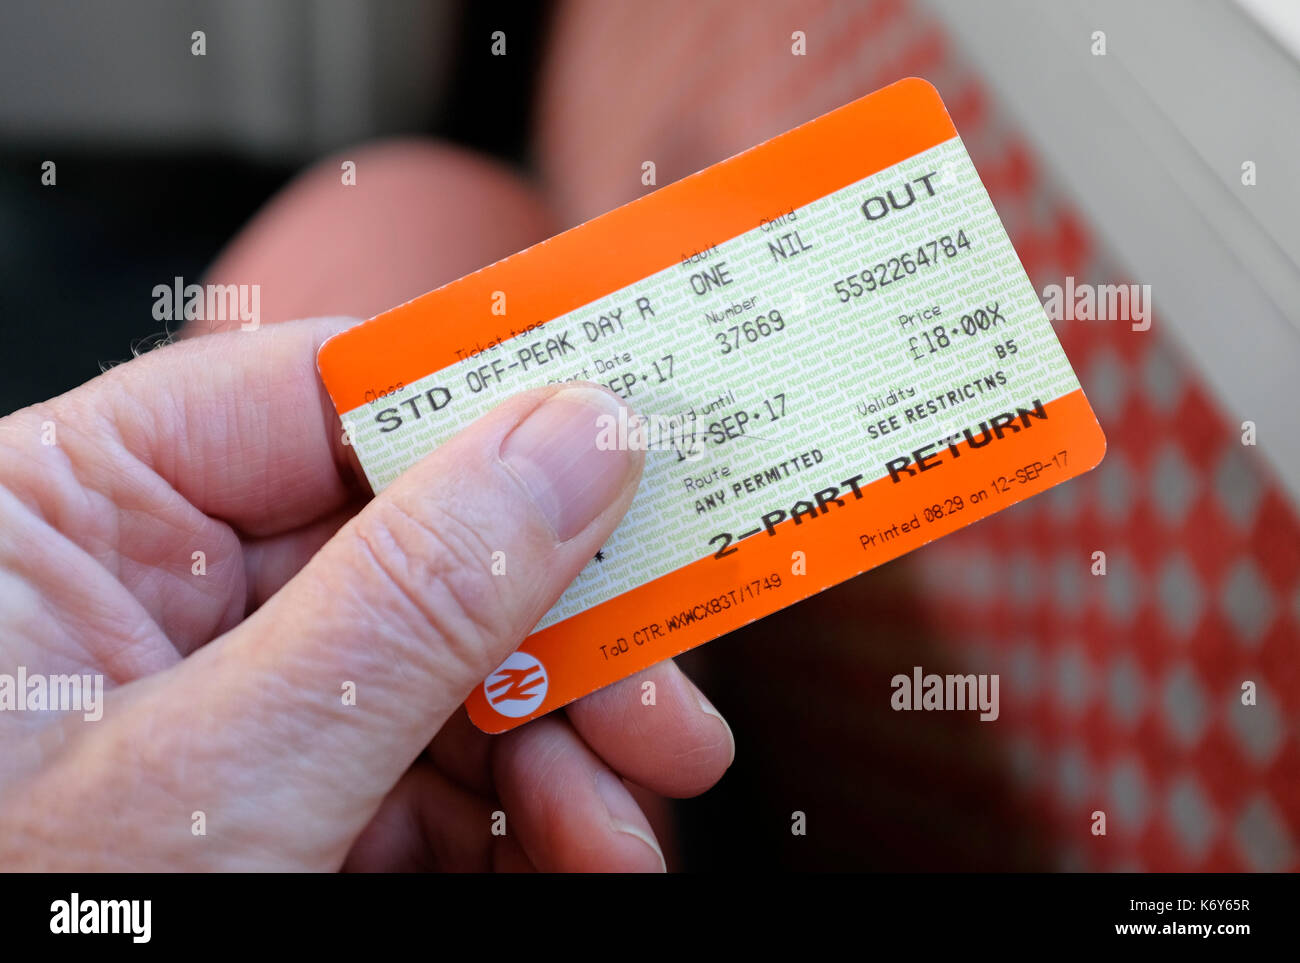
717, 310, 785, 354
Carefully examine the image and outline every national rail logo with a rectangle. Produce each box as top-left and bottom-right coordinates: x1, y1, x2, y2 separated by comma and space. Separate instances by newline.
484, 652, 549, 718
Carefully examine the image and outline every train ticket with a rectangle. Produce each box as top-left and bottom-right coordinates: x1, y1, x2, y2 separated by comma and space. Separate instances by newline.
317, 78, 1107, 733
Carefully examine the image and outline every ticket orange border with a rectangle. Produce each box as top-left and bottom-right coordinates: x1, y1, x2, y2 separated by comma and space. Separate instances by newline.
465, 388, 1104, 732
318, 78, 957, 411
316, 77, 1106, 733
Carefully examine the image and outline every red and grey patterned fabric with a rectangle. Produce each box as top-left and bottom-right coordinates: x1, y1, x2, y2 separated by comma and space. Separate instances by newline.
538, 0, 1298, 870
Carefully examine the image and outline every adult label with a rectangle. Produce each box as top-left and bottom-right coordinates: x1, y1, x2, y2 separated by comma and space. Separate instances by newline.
318, 78, 1106, 733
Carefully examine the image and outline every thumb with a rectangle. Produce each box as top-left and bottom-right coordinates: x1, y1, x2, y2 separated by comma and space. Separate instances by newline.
154, 383, 641, 865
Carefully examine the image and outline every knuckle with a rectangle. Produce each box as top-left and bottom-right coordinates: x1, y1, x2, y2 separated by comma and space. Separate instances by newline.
352, 495, 514, 679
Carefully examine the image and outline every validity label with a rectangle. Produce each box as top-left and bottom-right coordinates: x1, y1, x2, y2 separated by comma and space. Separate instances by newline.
318, 78, 1106, 733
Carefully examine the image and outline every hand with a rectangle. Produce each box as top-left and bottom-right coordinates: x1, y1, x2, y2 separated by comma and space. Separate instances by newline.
0, 316, 733, 871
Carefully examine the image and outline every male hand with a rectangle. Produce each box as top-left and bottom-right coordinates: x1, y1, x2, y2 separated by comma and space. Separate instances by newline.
0, 317, 733, 871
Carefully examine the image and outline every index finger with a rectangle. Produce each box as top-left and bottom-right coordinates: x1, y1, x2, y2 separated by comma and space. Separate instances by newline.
80, 316, 365, 538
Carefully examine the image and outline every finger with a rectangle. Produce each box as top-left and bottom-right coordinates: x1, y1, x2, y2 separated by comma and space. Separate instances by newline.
493, 716, 666, 872
566, 660, 734, 798
344, 760, 498, 873
625, 780, 682, 871
429, 660, 735, 802
148, 382, 645, 867
64, 316, 366, 538
491, 831, 536, 873
1, 319, 367, 658
239, 501, 360, 614
355, 704, 690, 873
427, 707, 494, 797
429, 661, 732, 806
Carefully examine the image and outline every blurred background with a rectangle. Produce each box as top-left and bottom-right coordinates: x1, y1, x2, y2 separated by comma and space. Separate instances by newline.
1, 0, 1297, 870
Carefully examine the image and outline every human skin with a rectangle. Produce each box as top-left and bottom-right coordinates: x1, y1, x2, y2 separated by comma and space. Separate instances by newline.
0, 316, 734, 871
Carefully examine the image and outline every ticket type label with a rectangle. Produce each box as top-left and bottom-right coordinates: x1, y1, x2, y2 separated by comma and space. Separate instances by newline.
318, 78, 1106, 734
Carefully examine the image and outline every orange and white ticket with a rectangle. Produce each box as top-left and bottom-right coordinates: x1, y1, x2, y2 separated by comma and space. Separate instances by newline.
317, 78, 1106, 733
